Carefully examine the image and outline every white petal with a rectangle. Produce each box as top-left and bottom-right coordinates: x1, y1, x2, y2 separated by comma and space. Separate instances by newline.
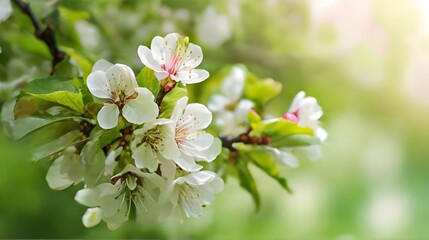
184, 171, 215, 186
75, 188, 100, 207
176, 69, 209, 84
87, 70, 111, 99
175, 154, 203, 172
209, 174, 224, 193
207, 95, 228, 112
106, 64, 137, 97
138, 45, 164, 73
160, 159, 177, 181
316, 127, 328, 142
183, 103, 212, 130
298, 145, 323, 162
97, 104, 120, 129
92, 59, 113, 72
132, 143, 158, 172
46, 156, 74, 190
221, 66, 245, 102
234, 99, 255, 121
197, 137, 222, 162
104, 147, 122, 176
154, 71, 170, 80
277, 149, 299, 168
82, 207, 102, 228
289, 91, 305, 112
122, 88, 158, 124
0, 0, 13, 23
170, 96, 188, 123
158, 122, 180, 160
157, 33, 179, 65
181, 43, 203, 70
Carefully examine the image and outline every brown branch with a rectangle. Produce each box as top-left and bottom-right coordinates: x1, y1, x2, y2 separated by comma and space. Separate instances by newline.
12, 0, 65, 75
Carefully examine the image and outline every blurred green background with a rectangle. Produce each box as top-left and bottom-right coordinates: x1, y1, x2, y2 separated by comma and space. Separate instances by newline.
1, 0, 429, 238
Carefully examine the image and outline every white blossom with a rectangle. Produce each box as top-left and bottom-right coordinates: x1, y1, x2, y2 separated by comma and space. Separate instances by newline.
159, 161, 224, 220
196, 6, 232, 48
82, 207, 102, 228
138, 33, 209, 84
87, 59, 158, 129
276, 91, 327, 167
75, 165, 160, 230
0, 0, 13, 23
171, 97, 221, 172
131, 119, 180, 172
208, 66, 254, 136
46, 146, 84, 190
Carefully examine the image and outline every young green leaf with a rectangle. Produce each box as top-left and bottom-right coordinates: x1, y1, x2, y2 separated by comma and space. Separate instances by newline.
63, 47, 93, 80
244, 73, 282, 108
236, 157, 261, 211
159, 86, 187, 118
136, 67, 160, 96
32, 129, 82, 161
22, 76, 84, 113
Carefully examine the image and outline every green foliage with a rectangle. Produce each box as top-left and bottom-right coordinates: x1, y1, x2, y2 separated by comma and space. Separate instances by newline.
236, 156, 260, 211
243, 73, 282, 110
22, 76, 84, 113
81, 127, 121, 187
250, 118, 316, 147
62, 47, 93, 80
159, 86, 187, 118
136, 67, 160, 96
32, 129, 82, 161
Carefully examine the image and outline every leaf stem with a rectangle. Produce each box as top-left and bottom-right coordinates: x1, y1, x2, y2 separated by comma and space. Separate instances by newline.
12, 0, 65, 75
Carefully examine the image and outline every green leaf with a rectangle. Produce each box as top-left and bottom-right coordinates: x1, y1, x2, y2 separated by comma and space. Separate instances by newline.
136, 67, 160, 96
159, 86, 187, 118
32, 130, 82, 161
63, 47, 93, 80
244, 73, 282, 107
22, 77, 84, 113
81, 127, 121, 187
250, 118, 315, 147
236, 158, 260, 211
270, 134, 321, 148
3, 116, 77, 140
246, 147, 292, 193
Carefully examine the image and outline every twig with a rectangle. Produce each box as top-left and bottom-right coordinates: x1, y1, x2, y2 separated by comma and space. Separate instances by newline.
12, 0, 65, 75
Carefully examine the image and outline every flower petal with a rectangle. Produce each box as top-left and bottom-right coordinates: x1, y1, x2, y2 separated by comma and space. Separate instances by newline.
82, 207, 102, 228
289, 91, 305, 112
184, 171, 216, 186
0, 0, 13, 23
87, 70, 111, 99
176, 69, 210, 84
132, 143, 158, 172
122, 87, 158, 124
197, 136, 221, 162
92, 59, 114, 72
106, 64, 137, 97
277, 148, 299, 168
175, 153, 203, 172
183, 103, 212, 130
75, 188, 100, 207
181, 43, 203, 70
138, 45, 164, 72
97, 104, 120, 129
46, 156, 74, 190
221, 66, 245, 102
170, 96, 188, 123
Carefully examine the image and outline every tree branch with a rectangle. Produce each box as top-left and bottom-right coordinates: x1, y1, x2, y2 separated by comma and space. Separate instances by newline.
12, 0, 65, 75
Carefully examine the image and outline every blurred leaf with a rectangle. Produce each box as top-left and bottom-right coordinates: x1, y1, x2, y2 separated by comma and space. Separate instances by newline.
270, 134, 321, 148
32, 129, 82, 161
136, 67, 160, 96
159, 86, 187, 118
82, 127, 121, 187
250, 118, 314, 147
3, 116, 76, 140
244, 73, 282, 108
236, 157, 260, 211
22, 76, 84, 113
62, 47, 93, 80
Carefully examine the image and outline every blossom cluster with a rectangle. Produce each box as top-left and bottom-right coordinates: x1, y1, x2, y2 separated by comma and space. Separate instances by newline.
46, 33, 223, 229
